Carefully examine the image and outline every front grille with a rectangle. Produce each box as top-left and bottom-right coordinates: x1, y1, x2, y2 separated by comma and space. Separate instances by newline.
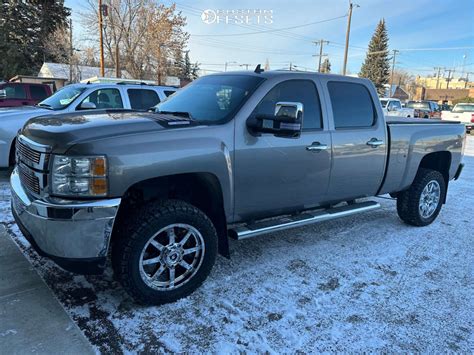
18, 164, 40, 195
17, 140, 41, 164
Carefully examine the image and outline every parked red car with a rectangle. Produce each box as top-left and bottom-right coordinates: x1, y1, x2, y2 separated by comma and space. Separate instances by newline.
0, 82, 52, 108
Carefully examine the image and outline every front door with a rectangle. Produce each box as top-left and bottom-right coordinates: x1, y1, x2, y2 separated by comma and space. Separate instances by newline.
324, 80, 387, 201
234, 79, 332, 221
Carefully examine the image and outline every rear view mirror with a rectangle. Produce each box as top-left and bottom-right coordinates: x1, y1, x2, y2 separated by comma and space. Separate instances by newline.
247, 101, 303, 138
79, 101, 97, 110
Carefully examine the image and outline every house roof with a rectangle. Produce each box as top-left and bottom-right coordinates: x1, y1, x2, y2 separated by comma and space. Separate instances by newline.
38, 62, 132, 81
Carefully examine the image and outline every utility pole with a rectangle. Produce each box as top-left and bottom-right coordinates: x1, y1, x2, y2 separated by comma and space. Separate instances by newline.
69, 18, 73, 83
98, 0, 105, 77
445, 68, 454, 89
342, 1, 358, 75
289, 62, 293, 71
224, 61, 237, 72
313, 39, 329, 72
389, 49, 399, 97
434, 67, 443, 89
240, 64, 251, 70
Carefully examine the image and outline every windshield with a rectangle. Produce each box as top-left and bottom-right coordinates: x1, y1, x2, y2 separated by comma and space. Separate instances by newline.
452, 104, 474, 113
156, 75, 265, 123
380, 99, 388, 108
38, 86, 86, 110
406, 101, 429, 110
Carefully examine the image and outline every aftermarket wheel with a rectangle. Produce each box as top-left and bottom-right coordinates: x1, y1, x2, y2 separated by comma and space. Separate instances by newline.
396, 168, 446, 226
113, 200, 217, 305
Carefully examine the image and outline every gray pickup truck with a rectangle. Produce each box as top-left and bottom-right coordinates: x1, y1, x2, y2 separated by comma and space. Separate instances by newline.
10, 70, 465, 305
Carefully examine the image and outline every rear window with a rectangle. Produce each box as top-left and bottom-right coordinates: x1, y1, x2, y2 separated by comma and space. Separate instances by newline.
406, 101, 429, 110
127, 89, 160, 110
2, 85, 27, 99
452, 104, 474, 113
30, 85, 49, 100
328, 81, 376, 129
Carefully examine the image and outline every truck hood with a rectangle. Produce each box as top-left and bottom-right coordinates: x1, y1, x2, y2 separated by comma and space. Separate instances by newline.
22, 110, 194, 151
0, 105, 50, 118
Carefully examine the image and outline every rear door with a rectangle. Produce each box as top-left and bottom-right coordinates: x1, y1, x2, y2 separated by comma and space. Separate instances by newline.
127, 88, 161, 110
323, 79, 387, 201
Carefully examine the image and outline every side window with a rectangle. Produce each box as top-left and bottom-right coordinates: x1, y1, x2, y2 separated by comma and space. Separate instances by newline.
4, 85, 27, 99
252, 80, 323, 130
81, 88, 123, 109
164, 90, 176, 97
30, 85, 48, 100
328, 81, 376, 129
127, 89, 160, 110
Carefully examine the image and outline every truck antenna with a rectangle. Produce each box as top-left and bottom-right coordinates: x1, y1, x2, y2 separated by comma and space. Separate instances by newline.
254, 64, 264, 74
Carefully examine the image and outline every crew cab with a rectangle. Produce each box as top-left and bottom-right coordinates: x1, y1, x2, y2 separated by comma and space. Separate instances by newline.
406, 100, 442, 118
0, 82, 52, 108
380, 98, 414, 117
441, 103, 474, 134
10, 70, 465, 305
0, 82, 177, 168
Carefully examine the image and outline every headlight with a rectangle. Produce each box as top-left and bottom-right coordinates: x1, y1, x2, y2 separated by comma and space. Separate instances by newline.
51, 155, 108, 197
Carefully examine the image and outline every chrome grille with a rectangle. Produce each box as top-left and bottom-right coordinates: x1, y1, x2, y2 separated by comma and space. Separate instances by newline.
15, 135, 51, 196
16, 140, 41, 164
18, 164, 40, 195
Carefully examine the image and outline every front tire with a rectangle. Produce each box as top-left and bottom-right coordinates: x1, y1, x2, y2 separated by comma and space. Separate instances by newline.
396, 168, 446, 226
113, 200, 217, 305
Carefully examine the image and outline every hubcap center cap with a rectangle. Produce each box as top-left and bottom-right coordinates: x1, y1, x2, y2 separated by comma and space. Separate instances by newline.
162, 245, 183, 266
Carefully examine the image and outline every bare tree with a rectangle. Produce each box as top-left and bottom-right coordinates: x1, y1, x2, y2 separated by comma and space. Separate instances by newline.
81, 0, 188, 81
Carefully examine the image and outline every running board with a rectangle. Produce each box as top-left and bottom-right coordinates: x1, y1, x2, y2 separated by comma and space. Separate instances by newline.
229, 201, 380, 240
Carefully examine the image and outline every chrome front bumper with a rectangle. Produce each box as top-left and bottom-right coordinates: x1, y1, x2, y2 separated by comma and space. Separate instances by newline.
10, 168, 121, 268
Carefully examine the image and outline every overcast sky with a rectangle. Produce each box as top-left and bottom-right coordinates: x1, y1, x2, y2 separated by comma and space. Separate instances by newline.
66, 0, 474, 77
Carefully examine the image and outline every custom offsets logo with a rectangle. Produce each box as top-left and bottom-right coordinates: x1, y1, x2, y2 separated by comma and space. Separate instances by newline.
201, 9, 273, 25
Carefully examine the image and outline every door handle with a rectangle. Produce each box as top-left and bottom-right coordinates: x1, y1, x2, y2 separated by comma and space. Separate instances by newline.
306, 142, 328, 152
366, 138, 384, 147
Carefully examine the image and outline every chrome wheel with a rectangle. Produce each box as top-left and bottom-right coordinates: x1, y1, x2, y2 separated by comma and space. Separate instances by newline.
419, 180, 440, 219
139, 223, 205, 290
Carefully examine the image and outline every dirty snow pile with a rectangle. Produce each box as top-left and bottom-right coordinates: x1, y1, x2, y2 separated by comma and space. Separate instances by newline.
0, 138, 473, 353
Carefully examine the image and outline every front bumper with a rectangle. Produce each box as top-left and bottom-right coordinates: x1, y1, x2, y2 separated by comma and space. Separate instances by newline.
10, 168, 121, 274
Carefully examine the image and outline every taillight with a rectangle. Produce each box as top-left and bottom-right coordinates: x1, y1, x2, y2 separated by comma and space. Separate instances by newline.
471, 114, 474, 123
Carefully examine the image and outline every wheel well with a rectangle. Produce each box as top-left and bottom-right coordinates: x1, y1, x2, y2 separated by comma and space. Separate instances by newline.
418, 151, 451, 202
113, 173, 229, 258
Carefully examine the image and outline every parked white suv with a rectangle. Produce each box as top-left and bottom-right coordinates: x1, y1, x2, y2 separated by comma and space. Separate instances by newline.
380, 98, 414, 118
0, 83, 178, 167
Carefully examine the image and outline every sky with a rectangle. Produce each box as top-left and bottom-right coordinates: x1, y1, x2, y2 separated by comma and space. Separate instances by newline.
65, 0, 474, 78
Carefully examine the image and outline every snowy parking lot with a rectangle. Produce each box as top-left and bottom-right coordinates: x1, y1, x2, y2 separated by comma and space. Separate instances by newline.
0, 136, 473, 353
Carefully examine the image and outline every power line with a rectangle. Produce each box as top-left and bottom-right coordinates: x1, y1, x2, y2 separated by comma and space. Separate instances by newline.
313, 39, 329, 72
191, 14, 348, 37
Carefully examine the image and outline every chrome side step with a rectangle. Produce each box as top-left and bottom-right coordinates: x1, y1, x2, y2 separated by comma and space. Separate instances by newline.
229, 201, 380, 240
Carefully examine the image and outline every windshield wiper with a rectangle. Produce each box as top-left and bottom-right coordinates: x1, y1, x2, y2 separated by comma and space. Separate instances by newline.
157, 110, 193, 119
36, 103, 53, 110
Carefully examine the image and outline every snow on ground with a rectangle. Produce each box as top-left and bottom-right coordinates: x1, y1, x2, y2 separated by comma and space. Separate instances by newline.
1, 137, 473, 353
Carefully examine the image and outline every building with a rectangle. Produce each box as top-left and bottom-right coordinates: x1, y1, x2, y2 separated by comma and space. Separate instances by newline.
8, 75, 67, 91
414, 87, 474, 104
415, 75, 474, 90
384, 84, 410, 101
38, 62, 132, 84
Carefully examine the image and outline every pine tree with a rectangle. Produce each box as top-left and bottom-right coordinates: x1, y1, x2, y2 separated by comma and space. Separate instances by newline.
359, 19, 390, 95
0, 1, 70, 79
191, 61, 200, 80
183, 51, 192, 79
320, 58, 331, 73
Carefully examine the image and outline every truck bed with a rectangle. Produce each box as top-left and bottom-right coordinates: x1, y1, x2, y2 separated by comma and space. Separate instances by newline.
385, 116, 460, 124
379, 118, 465, 195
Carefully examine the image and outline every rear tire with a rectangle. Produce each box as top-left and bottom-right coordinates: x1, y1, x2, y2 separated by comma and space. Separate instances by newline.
396, 168, 446, 226
112, 200, 218, 305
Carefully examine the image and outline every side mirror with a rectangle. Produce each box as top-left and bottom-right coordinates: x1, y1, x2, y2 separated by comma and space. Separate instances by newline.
78, 101, 97, 110
0, 89, 6, 99
247, 101, 303, 138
